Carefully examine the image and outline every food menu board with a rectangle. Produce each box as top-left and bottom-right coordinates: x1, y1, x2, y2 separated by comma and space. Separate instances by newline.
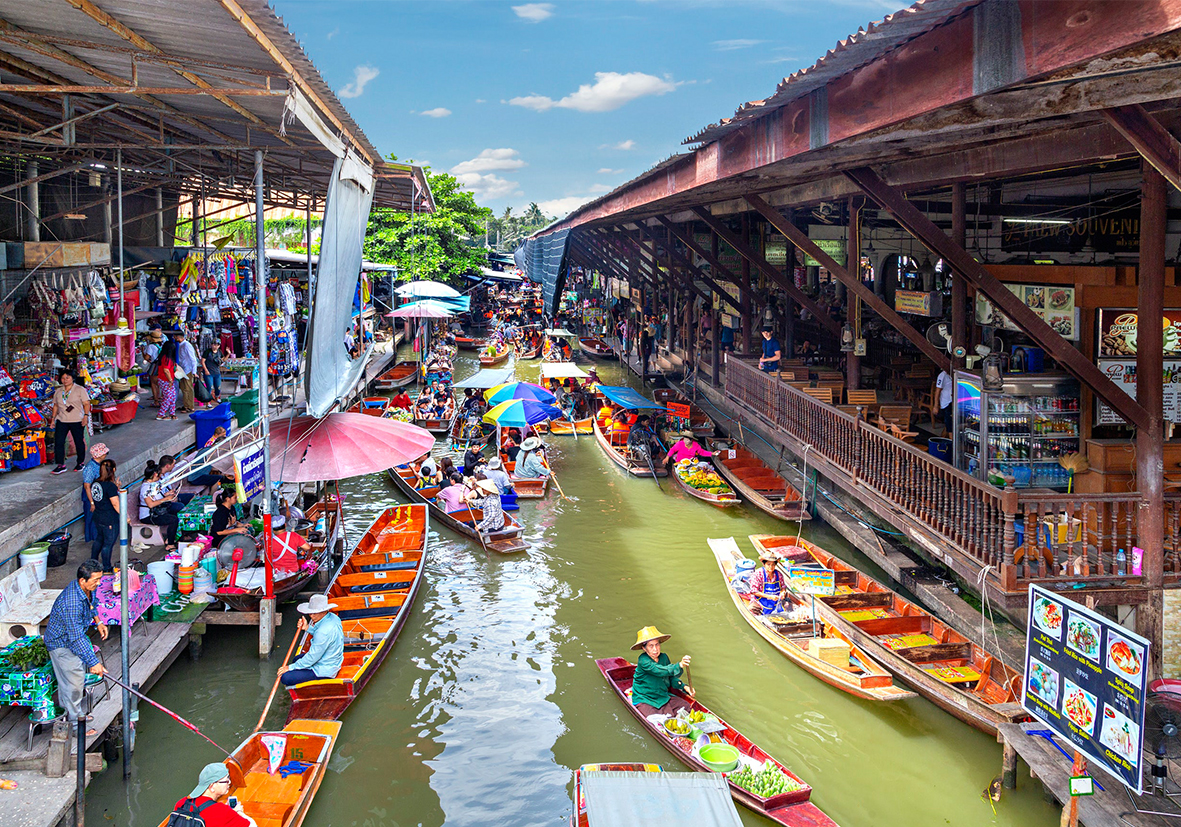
1024, 584, 1149, 792
975, 284, 1078, 340
1095, 310, 1181, 425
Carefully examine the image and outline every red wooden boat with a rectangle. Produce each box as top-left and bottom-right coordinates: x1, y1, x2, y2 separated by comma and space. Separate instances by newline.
285, 504, 427, 722
592, 417, 667, 477
578, 337, 615, 359
455, 336, 484, 351
517, 343, 542, 359
348, 397, 390, 417
711, 443, 810, 522
672, 459, 741, 508
596, 657, 838, 827
373, 362, 418, 391
480, 344, 512, 366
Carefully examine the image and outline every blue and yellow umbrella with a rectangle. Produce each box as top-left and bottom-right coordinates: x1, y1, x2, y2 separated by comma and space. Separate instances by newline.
484, 381, 557, 405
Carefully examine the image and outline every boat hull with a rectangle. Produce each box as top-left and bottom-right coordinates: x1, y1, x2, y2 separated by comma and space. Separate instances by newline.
592, 418, 667, 477
480, 347, 511, 366
673, 465, 741, 508
712, 445, 810, 522
373, 363, 418, 391
548, 416, 593, 435
578, 338, 616, 359
387, 466, 529, 553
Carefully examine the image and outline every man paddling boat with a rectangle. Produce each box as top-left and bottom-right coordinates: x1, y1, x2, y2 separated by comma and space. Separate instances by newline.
630, 625, 694, 717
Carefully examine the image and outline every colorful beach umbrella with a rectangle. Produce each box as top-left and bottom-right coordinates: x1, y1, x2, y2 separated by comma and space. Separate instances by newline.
270, 412, 436, 482
482, 399, 562, 428
484, 381, 556, 405
394, 280, 461, 299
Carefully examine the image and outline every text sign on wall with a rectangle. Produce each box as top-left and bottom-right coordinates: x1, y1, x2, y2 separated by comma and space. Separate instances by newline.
802, 239, 847, 268
233, 444, 267, 503
786, 567, 835, 597
1023, 584, 1149, 792
666, 402, 691, 418
894, 290, 942, 317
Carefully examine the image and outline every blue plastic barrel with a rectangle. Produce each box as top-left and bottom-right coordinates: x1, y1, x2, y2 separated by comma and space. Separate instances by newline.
927, 437, 952, 463
189, 403, 233, 448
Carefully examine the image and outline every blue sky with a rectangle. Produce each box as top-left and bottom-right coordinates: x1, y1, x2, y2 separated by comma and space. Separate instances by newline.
273, 0, 902, 218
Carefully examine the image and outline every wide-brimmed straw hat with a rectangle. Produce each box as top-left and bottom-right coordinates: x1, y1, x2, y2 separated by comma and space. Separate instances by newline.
678, 430, 694, 439
476, 479, 499, 495
520, 437, 541, 452
297, 594, 337, 614
146, 330, 164, 343
758, 549, 781, 563
631, 625, 671, 651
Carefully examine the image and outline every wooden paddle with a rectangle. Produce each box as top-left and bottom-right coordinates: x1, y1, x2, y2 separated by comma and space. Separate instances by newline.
550, 470, 572, 502
683, 661, 694, 695
253, 627, 301, 734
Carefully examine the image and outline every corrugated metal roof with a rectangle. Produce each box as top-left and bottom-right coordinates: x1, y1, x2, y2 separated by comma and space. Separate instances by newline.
0, 0, 431, 210
683, 0, 984, 146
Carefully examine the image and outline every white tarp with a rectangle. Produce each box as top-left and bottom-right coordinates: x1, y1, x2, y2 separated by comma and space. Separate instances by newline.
582, 771, 743, 827
304, 157, 375, 418
540, 362, 590, 379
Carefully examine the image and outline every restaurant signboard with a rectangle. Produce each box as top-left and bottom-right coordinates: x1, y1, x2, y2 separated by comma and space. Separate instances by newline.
894, 289, 942, 317
1095, 309, 1181, 424
1023, 584, 1149, 792
975, 284, 1078, 340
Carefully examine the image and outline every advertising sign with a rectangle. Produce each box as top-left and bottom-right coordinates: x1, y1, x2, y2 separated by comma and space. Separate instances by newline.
1097, 309, 1181, 357
802, 239, 847, 268
894, 290, 943, 317
1095, 309, 1181, 424
693, 232, 743, 273
786, 567, 836, 597
1095, 359, 1181, 425
666, 402, 691, 419
1023, 584, 1149, 792
233, 444, 267, 503
975, 284, 1077, 340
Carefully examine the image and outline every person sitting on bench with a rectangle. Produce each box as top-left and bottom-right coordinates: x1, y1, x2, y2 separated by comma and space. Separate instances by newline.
278, 594, 343, 686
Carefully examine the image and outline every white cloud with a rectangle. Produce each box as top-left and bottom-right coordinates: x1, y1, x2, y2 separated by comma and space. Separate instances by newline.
339, 65, 379, 99
601, 139, 635, 151
713, 39, 764, 51
597, 168, 623, 174
475, 99, 487, 104
420, 107, 452, 118
454, 172, 520, 200
326, 27, 339, 40
450, 148, 527, 175
513, 3, 554, 22
538, 195, 592, 216
509, 72, 676, 113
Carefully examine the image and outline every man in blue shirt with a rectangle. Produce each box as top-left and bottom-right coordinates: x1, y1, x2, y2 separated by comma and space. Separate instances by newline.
46, 559, 107, 728
279, 594, 344, 685
758, 325, 782, 372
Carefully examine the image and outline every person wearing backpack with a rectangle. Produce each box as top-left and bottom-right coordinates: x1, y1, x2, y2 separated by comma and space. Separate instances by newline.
168, 762, 256, 827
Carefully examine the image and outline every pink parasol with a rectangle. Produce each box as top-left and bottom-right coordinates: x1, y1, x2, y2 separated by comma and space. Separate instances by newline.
270, 412, 436, 482
386, 300, 453, 319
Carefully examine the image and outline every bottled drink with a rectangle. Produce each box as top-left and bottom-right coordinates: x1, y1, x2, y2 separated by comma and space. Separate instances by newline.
1117, 548, 1127, 576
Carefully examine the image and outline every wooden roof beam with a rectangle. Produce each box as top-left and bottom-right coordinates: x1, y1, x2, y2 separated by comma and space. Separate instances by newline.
633, 221, 740, 310
59, 0, 296, 147
845, 165, 1148, 430
593, 230, 660, 292
624, 226, 713, 306
570, 234, 630, 284
745, 193, 949, 373
690, 206, 840, 336
1103, 105, 1181, 193
654, 218, 744, 312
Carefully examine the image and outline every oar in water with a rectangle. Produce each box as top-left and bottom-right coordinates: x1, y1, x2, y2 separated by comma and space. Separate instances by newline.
104, 674, 242, 772
644, 447, 663, 490
253, 628, 303, 734
550, 470, 572, 502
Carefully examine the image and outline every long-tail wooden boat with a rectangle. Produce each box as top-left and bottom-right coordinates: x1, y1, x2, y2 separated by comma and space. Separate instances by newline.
448, 409, 490, 450
479, 344, 512, 366
750, 534, 1027, 735
592, 417, 667, 477
653, 388, 714, 438
578, 337, 615, 359
712, 443, 810, 522
571, 763, 746, 827
503, 452, 550, 499
517, 343, 542, 359
709, 538, 914, 702
285, 504, 428, 722
672, 459, 741, 508
158, 719, 341, 827
454, 336, 483, 350
571, 763, 664, 827
373, 362, 418, 391
349, 397, 391, 417
388, 462, 529, 553
216, 496, 344, 613
596, 657, 838, 827
547, 416, 592, 435
412, 391, 454, 435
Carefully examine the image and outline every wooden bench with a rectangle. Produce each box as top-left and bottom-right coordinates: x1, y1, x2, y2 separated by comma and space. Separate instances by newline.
0, 564, 62, 647
802, 387, 834, 405
126, 488, 166, 546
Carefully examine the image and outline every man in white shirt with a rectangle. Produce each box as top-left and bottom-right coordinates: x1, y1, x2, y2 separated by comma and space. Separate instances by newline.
935, 370, 954, 434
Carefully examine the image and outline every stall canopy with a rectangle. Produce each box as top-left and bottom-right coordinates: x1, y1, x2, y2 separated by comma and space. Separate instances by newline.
514, 228, 571, 314
544, 329, 578, 338
582, 771, 743, 827
540, 362, 590, 380
596, 386, 665, 410
453, 367, 515, 389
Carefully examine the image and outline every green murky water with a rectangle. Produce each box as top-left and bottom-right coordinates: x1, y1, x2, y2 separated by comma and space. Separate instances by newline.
84, 352, 1060, 827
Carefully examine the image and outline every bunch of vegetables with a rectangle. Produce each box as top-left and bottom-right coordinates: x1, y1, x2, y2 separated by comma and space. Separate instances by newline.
676, 460, 733, 496
385, 408, 414, 423
1, 637, 50, 671
727, 764, 804, 799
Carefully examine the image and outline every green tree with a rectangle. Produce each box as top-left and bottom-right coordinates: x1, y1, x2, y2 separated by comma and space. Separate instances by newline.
363, 159, 492, 283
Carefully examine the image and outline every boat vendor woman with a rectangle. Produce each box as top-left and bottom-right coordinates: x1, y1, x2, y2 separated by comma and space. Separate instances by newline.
472, 478, 506, 534
665, 431, 711, 466
279, 594, 343, 686
630, 625, 693, 717
748, 549, 785, 616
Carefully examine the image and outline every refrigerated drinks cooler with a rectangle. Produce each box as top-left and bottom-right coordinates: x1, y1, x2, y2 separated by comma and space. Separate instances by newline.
953, 371, 1080, 489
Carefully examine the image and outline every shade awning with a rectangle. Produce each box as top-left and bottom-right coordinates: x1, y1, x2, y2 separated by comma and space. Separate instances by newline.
544, 329, 578, 338
452, 367, 515, 389
540, 363, 590, 379
597, 385, 665, 411
583, 771, 743, 827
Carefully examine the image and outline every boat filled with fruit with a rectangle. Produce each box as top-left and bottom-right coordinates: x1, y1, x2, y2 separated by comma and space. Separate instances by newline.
673, 459, 740, 508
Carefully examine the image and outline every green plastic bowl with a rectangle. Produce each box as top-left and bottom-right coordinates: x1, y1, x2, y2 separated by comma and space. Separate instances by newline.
698, 743, 740, 772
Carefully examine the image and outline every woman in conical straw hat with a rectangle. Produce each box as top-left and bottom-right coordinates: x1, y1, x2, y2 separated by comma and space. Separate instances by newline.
630, 625, 694, 717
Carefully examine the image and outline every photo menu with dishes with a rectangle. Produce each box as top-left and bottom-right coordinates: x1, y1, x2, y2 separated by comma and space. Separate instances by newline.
1023, 584, 1149, 792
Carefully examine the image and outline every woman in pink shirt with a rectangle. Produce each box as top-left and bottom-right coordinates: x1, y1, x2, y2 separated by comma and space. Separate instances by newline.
665, 432, 712, 465
435, 474, 467, 513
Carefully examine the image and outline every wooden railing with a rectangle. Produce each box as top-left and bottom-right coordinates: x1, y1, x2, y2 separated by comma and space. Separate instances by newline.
724, 357, 1162, 594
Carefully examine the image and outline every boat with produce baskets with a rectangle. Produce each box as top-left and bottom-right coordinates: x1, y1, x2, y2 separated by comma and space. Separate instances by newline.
285, 504, 428, 722
479, 344, 512, 366
596, 657, 839, 827
749, 533, 1028, 735
708, 537, 914, 702
672, 459, 740, 508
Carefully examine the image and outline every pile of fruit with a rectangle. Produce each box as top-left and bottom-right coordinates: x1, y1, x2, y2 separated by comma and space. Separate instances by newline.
385, 408, 414, 423
676, 460, 733, 496
664, 717, 692, 737
727, 764, 805, 799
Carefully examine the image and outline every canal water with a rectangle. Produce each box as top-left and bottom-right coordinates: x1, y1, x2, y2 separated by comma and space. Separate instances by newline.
86, 352, 1062, 827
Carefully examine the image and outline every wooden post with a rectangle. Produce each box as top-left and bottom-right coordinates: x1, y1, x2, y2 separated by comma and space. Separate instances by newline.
951, 182, 968, 367
1001, 739, 1019, 789
846, 197, 862, 391
712, 310, 721, 387
259, 597, 276, 657
1137, 161, 1166, 669
740, 214, 753, 356
1062, 751, 1085, 827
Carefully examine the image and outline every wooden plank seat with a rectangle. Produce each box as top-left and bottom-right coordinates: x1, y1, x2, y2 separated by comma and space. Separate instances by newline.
891, 641, 974, 663
802, 387, 834, 404
356, 561, 419, 573
336, 569, 416, 588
